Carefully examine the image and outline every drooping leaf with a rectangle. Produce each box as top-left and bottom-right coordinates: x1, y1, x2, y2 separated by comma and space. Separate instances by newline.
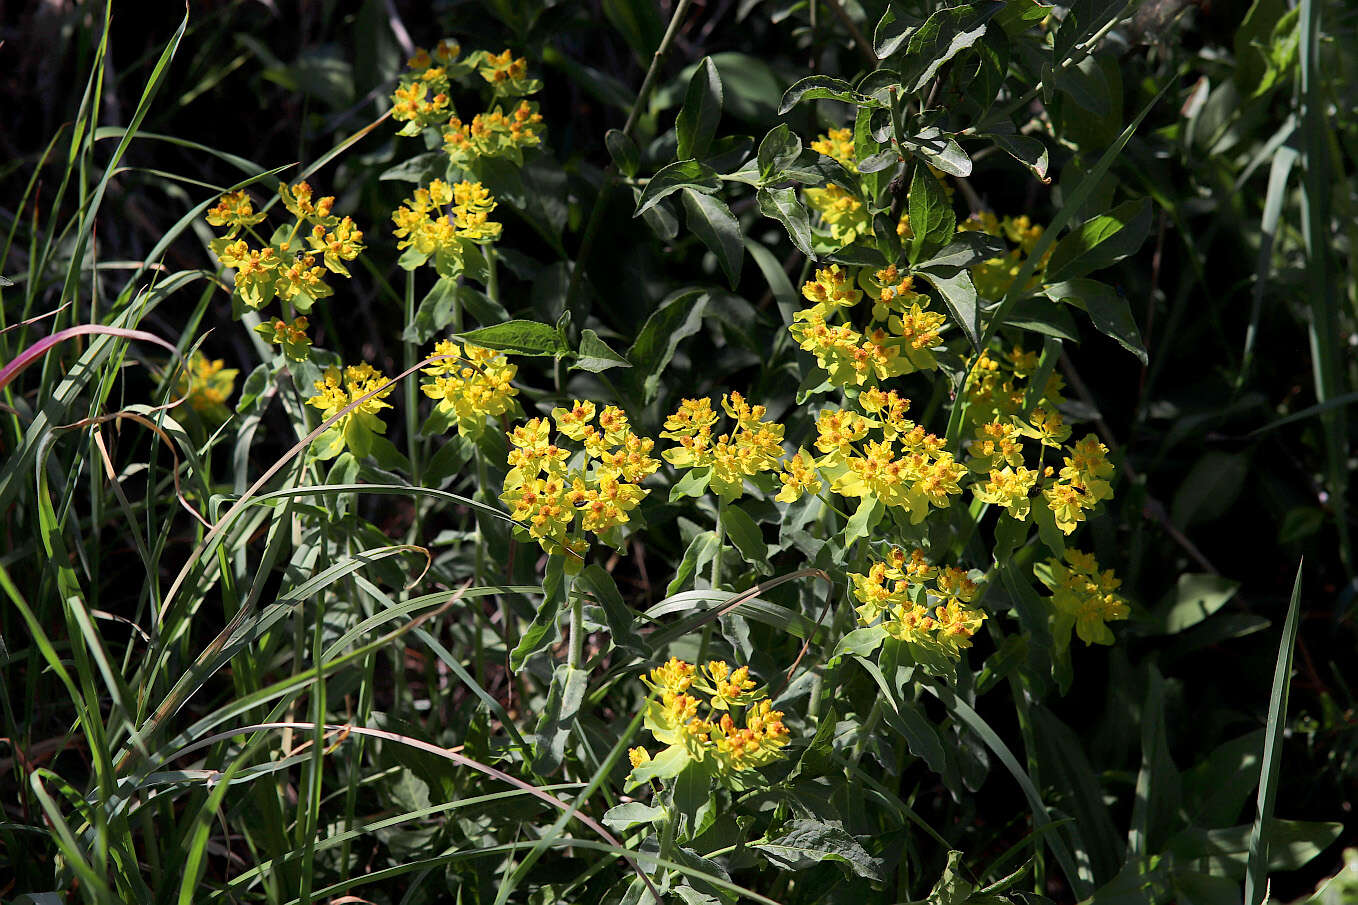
573, 329, 632, 373
682, 189, 744, 287
635, 159, 722, 216
1042, 278, 1146, 362
757, 185, 814, 256
1045, 198, 1152, 282
752, 818, 885, 881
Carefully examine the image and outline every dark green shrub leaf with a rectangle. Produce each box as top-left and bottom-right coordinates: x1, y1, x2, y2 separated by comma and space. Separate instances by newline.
756, 185, 814, 256
756, 124, 803, 181
573, 329, 631, 373
1042, 278, 1147, 362
682, 189, 743, 287
635, 160, 721, 217
605, 128, 640, 177
752, 818, 885, 880
457, 319, 570, 357
627, 289, 710, 403
677, 57, 724, 160
908, 161, 957, 262
1046, 198, 1152, 282
898, 2, 1003, 92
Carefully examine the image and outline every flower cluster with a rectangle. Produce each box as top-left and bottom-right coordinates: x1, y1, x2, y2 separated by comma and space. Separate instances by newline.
175, 351, 237, 421
444, 101, 546, 169
207, 181, 364, 314
254, 315, 311, 362
806, 394, 967, 524
1038, 549, 1130, 647
849, 547, 988, 662
789, 264, 946, 388
391, 178, 502, 276
500, 402, 659, 564
961, 212, 1049, 300
305, 363, 394, 459
661, 393, 786, 500
390, 38, 547, 170
810, 127, 856, 171
420, 339, 518, 437
629, 658, 792, 784
961, 345, 1115, 534
804, 183, 871, 246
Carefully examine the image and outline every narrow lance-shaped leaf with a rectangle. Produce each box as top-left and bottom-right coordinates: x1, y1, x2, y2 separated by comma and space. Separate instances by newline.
634, 159, 721, 217
682, 188, 744, 287
676, 56, 723, 160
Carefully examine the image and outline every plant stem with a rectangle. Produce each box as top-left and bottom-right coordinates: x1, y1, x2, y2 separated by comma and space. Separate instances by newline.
567, 572, 584, 670
564, 0, 697, 317
699, 495, 727, 662
403, 271, 422, 540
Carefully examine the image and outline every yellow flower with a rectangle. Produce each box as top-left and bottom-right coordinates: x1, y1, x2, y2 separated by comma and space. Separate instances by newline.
1039, 549, 1130, 646
421, 340, 519, 437
306, 216, 365, 277
804, 183, 870, 246
305, 363, 394, 459
477, 49, 537, 95
205, 190, 265, 236
972, 466, 1039, 520
175, 351, 238, 420
810, 127, 856, 170
776, 450, 823, 503
254, 316, 311, 362
801, 264, 862, 310
661, 393, 785, 500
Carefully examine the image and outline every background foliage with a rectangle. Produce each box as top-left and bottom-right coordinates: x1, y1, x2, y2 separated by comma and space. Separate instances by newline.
1, 0, 1355, 903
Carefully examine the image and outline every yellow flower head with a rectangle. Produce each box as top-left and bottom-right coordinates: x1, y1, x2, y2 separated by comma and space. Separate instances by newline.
1040, 549, 1130, 646
810, 127, 857, 170
305, 363, 394, 459
175, 351, 238, 419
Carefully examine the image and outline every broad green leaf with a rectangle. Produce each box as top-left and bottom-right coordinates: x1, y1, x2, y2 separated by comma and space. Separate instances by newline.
682, 189, 743, 287
532, 664, 588, 774
603, 0, 664, 61
575, 564, 646, 655
899, 127, 972, 176
830, 625, 887, 662
602, 801, 664, 832
457, 319, 569, 357
629, 743, 689, 784
778, 75, 880, 114
1159, 574, 1240, 634
573, 329, 632, 372
1045, 198, 1152, 282
983, 130, 1050, 180
677, 56, 724, 160
916, 232, 1007, 270
874, 6, 921, 58
605, 128, 640, 177
844, 496, 885, 549
757, 185, 813, 256
672, 758, 716, 840
908, 161, 956, 262
857, 148, 901, 173
626, 289, 710, 403
756, 124, 803, 181
1051, 54, 1112, 117
1042, 279, 1146, 363
898, 2, 1003, 92
510, 556, 566, 671
635, 159, 721, 216
402, 277, 460, 344
752, 818, 884, 880
916, 262, 980, 349
720, 504, 768, 572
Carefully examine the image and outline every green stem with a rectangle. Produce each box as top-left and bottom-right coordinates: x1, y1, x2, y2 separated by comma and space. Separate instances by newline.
567, 572, 584, 670
403, 273, 423, 537
563, 0, 696, 317
699, 496, 728, 662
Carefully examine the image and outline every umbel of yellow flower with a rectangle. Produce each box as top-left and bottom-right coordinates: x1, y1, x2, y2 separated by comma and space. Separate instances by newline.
848, 549, 987, 668
175, 351, 238, 421
420, 339, 519, 437
254, 316, 312, 362
392, 179, 503, 277
305, 363, 394, 460
392, 39, 467, 135
630, 657, 792, 788
1039, 549, 1130, 647
810, 127, 857, 171
661, 393, 785, 500
804, 183, 871, 247
444, 101, 546, 169
500, 403, 659, 566
207, 182, 363, 313
812, 397, 967, 525
961, 211, 1050, 300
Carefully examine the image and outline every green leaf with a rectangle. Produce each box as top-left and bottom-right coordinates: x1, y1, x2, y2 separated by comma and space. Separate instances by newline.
900, 128, 972, 177
1245, 562, 1305, 904
667, 531, 720, 596
573, 329, 632, 372
1042, 279, 1146, 363
908, 161, 956, 262
982, 130, 1050, 180
756, 124, 803, 181
626, 289, 710, 403
402, 277, 460, 344
874, 6, 920, 58
603, 0, 664, 61
752, 818, 884, 881
720, 504, 768, 572
778, 75, 880, 114
1159, 574, 1240, 634
510, 557, 566, 671
677, 57, 724, 160
635, 159, 721, 217
532, 664, 588, 774
682, 189, 743, 287
605, 128, 640, 177
844, 496, 885, 550
917, 232, 1007, 270
575, 564, 646, 656
916, 263, 980, 349
898, 2, 1002, 92
602, 801, 664, 832
830, 625, 887, 662
1045, 198, 1152, 282
457, 319, 569, 357
1051, 54, 1111, 117
672, 758, 717, 840
630, 743, 689, 784
1169, 451, 1248, 528
756, 186, 814, 257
